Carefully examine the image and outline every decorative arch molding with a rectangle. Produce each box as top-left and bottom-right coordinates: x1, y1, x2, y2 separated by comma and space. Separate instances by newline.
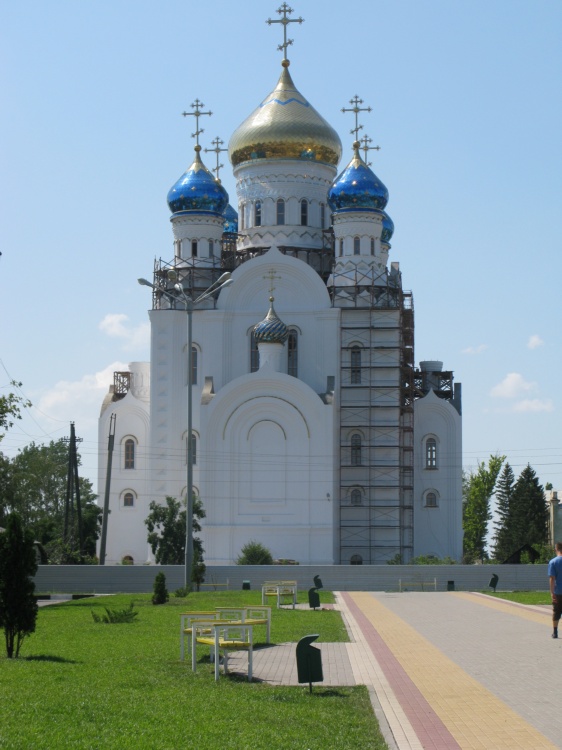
247, 419, 287, 441
223, 395, 311, 439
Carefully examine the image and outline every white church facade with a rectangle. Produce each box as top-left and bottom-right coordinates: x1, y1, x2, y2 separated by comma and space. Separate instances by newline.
98, 8, 463, 567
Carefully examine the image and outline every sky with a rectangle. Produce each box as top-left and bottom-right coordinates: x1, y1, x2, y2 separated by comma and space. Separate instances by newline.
1, 0, 561, 527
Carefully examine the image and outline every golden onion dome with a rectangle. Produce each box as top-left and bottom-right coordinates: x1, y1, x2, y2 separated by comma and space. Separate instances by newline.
229, 62, 342, 168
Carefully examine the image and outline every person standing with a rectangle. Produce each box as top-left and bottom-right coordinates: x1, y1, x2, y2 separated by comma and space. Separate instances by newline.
548, 542, 562, 639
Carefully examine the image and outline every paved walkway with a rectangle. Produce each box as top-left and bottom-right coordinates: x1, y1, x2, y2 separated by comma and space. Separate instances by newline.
228, 592, 562, 749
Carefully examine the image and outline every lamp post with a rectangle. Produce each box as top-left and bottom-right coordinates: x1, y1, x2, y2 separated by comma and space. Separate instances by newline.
138, 270, 233, 589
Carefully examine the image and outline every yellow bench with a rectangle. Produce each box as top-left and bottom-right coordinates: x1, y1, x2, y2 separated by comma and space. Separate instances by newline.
179, 611, 218, 660
180, 606, 271, 660
192, 622, 254, 681
261, 581, 297, 609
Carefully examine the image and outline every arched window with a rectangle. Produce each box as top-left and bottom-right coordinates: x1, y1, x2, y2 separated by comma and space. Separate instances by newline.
353, 236, 360, 255
208, 239, 214, 258
123, 492, 134, 507
320, 202, 325, 229
300, 199, 308, 226
190, 347, 198, 385
351, 434, 362, 466
425, 491, 438, 508
254, 201, 262, 227
339, 238, 344, 256
121, 555, 134, 565
350, 346, 361, 384
370, 237, 375, 255
288, 329, 298, 377
276, 198, 285, 225
425, 438, 437, 468
191, 240, 198, 257
124, 439, 135, 469
351, 489, 362, 506
250, 331, 259, 372
350, 554, 363, 565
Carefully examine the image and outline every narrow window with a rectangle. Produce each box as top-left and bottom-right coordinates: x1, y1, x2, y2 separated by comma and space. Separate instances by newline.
320, 202, 325, 229
339, 238, 344, 256
370, 237, 375, 255
254, 201, 262, 227
124, 439, 135, 469
350, 554, 363, 565
350, 346, 361, 384
351, 434, 362, 466
190, 347, 198, 385
288, 329, 298, 378
250, 331, 259, 372
353, 236, 360, 255
426, 438, 437, 468
208, 239, 214, 258
351, 489, 362, 506
276, 198, 285, 225
123, 492, 134, 507
191, 240, 198, 257
300, 199, 308, 226
425, 492, 438, 508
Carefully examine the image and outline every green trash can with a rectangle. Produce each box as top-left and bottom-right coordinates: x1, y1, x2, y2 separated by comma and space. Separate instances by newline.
242, 580, 251, 591
447, 580, 455, 591
489, 574, 499, 592
296, 634, 323, 692
308, 587, 320, 609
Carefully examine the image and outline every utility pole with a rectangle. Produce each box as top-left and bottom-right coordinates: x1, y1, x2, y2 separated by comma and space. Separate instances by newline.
63, 422, 84, 561
99, 413, 116, 565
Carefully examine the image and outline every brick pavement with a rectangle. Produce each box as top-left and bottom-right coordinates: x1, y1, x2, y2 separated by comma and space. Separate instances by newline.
227, 591, 562, 749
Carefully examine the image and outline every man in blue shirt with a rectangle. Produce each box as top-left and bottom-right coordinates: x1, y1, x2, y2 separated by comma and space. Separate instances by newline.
548, 542, 562, 639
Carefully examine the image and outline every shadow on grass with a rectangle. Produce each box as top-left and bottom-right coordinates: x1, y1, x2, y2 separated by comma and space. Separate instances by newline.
24, 655, 81, 664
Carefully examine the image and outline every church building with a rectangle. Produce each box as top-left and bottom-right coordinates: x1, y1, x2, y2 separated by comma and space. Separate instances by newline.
98, 6, 463, 566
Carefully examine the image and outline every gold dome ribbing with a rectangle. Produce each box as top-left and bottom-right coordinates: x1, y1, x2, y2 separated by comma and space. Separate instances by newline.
229, 64, 342, 167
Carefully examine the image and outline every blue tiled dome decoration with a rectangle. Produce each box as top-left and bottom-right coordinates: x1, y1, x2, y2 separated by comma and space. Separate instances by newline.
328, 144, 388, 213
223, 203, 238, 234
167, 147, 229, 216
253, 298, 288, 344
381, 210, 394, 244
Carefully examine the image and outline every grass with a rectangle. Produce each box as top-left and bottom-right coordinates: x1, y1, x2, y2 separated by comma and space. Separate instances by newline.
0, 591, 387, 750
484, 590, 552, 606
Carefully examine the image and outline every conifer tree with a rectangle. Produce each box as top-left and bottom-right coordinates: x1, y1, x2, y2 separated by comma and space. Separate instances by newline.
507, 465, 548, 552
462, 455, 504, 562
492, 462, 515, 561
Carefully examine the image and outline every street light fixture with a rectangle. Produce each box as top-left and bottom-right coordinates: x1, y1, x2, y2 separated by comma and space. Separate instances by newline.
138, 270, 233, 589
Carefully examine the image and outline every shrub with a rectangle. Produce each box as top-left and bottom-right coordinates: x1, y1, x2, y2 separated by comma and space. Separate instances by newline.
236, 540, 274, 565
91, 601, 139, 624
152, 572, 169, 605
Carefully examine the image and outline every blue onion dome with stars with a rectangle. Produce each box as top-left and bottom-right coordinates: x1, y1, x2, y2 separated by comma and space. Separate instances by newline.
327, 141, 389, 213
229, 62, 342, 167
223, 203, 238, 234
253, 297, 289, 344
167, 145, 229, 216
380, 210, 394, 244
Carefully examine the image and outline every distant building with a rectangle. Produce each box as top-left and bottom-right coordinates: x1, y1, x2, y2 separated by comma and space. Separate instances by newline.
97, 8, 463, 566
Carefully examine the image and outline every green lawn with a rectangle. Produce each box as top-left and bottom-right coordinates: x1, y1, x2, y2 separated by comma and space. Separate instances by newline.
484, 591, 552, 606
0, 592, 388, 750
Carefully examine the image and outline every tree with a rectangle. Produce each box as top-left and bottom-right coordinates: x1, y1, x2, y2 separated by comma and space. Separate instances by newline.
0, 382, 31, 443
492, 462, 515, 561
507, 465, 548, 552
152, 572, 169, 605
462, 455, 504, 563
0, 513, 38, 658
236, 540, 274, 565
2, 440, 100, 562
144, 496, 206, 581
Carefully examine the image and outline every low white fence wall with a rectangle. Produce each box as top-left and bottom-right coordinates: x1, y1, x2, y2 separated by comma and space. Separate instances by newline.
33, 563, 550, 594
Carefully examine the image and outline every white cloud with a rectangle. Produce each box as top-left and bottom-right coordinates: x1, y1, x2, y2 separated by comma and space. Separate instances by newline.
490, 373, 536, 399
512, 399, 554, 413
99, 314, 150, 351
462, 344, 488, 355
527, 334, 544, 350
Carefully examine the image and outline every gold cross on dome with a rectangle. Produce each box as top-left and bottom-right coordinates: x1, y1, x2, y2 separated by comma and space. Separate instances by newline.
263, 269, 282, 296
204, 136, 228, 181
342, 95, 372, 142
182, 99, 212, 148
266, 3, 304, 60
360, 134, 381, 166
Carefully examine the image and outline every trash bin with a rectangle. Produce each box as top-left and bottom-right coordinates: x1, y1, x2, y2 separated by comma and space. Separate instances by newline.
489, 574, 499, 592
313, 575, 323, 590
296, 634, 323, 692
242, 580, 251, 591
447, 580, 455, 591
308, 587, 320, 609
